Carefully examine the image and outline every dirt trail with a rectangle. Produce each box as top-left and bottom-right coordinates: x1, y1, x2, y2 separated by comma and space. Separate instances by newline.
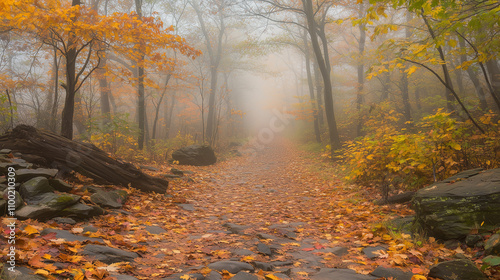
113, 138, 415, 279
11, 138, 423, 280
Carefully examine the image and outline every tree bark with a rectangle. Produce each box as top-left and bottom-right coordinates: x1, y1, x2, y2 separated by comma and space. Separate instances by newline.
303, 0, 341, 151
356, 2, 366, 137
60, 0, 79, 140
135, 0, 146, 150
302, 30, 321, 143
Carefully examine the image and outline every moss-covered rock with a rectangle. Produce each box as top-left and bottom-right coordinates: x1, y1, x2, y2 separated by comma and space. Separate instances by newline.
412, 168, 500, 240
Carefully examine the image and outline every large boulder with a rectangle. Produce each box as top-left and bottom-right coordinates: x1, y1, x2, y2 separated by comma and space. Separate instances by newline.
172, 145, 216, 166
412, 168, 500, 240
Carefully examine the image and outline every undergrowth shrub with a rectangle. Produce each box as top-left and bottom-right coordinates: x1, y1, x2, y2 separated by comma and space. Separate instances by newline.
341, 107, 499, 194
87, 113, 139, 160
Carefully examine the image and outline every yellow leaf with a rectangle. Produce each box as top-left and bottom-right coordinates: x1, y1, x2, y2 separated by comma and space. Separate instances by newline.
382, 234, 392, 241
24, 225, 39, 235
265, 274, 280, 280
35, 269, 49, 276
411, 275, 427, 280
42, 254, 51, 260
180, 275, 190, 280
451, 143, 461, 150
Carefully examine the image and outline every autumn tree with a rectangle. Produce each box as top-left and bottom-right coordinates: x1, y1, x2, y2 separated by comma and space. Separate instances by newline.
0, 0, 199, 140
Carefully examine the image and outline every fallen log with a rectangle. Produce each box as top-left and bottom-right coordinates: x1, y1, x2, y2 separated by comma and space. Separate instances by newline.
374, 191, 416, 205
0, 125, 168, 193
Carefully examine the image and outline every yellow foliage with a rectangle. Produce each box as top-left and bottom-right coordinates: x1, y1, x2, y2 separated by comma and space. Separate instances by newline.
342, 107, 499, 190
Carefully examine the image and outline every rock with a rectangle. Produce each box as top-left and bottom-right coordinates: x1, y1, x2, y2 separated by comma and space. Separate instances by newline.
205, 271, 223, 280
208, 260, 255, 274
0, 265, 47, 280
62, 203, 104, 219
370, 266, 413, 280
413, 168, 500, 240
269, 261, 293, 267
27, 192, 80, 210
177, 203, 195, 211
269, 273, 290, 279
48, 179, 74, 192
311, 268, 378, 280
81, 244, 139, 264
428, 259, 487, 280
16, 168, 58, 181
83, 225, 99, 233
485, 233, 500, 255
223, 223, 248, 234
0, 162, 31, 173
172, 145, 217, 166
253, 261, 274, 271
232, 249, 256, 256
51, 217, 77, 225
317, 246, 349, 256
0, 148, 12, 154
257, 243, 272, 256
90, 190, 127, 209
41, 228, 103, 243
81, 185, 102, 193
16, 205, 58, 220
444, 239, 460, 250
465, 234, 483, 247
171, 168, 184, 176
257, 233, 277, 240
163, 273, 204, 280
230, 271, 258, 280
145, 225, 167, 235
2, 190, 24, 209
19, 177, 54, 199
362, 246, 386, 259
284, 231, 296, 239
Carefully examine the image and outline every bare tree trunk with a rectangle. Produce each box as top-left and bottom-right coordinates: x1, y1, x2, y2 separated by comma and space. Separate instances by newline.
313, 60, 324, 127
302, 30, 321, 143
356, 2, 366, 137
135, 0, 146, 150
97, 55, 111, 124
303, 0, 341, 151
192, 0, 225, 146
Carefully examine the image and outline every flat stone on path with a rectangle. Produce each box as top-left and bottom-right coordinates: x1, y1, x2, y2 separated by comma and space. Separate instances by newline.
145, 225, 167, 235
232, 249, 256, 256
1, 266, 47, 280
230, 271, 258, 280
257, 242, 272, 256
362, 246, 386, 259
208, 260, 255, 274
311, 268, 378, 280
41, 228, 103, 243
81, 244, 139, 264
370, 266, 414, 280
223, 223, 248, 234
205, 271, 223, 280
178, 203, 195, 211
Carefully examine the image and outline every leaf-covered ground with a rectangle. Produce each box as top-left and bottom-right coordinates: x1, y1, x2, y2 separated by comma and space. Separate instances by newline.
1, 138, 494, 279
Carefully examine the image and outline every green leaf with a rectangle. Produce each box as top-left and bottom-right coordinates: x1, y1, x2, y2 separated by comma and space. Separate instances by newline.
483, 255, 500, 267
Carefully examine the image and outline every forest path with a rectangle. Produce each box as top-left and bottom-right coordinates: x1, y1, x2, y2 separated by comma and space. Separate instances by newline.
116, 138, 415, 279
